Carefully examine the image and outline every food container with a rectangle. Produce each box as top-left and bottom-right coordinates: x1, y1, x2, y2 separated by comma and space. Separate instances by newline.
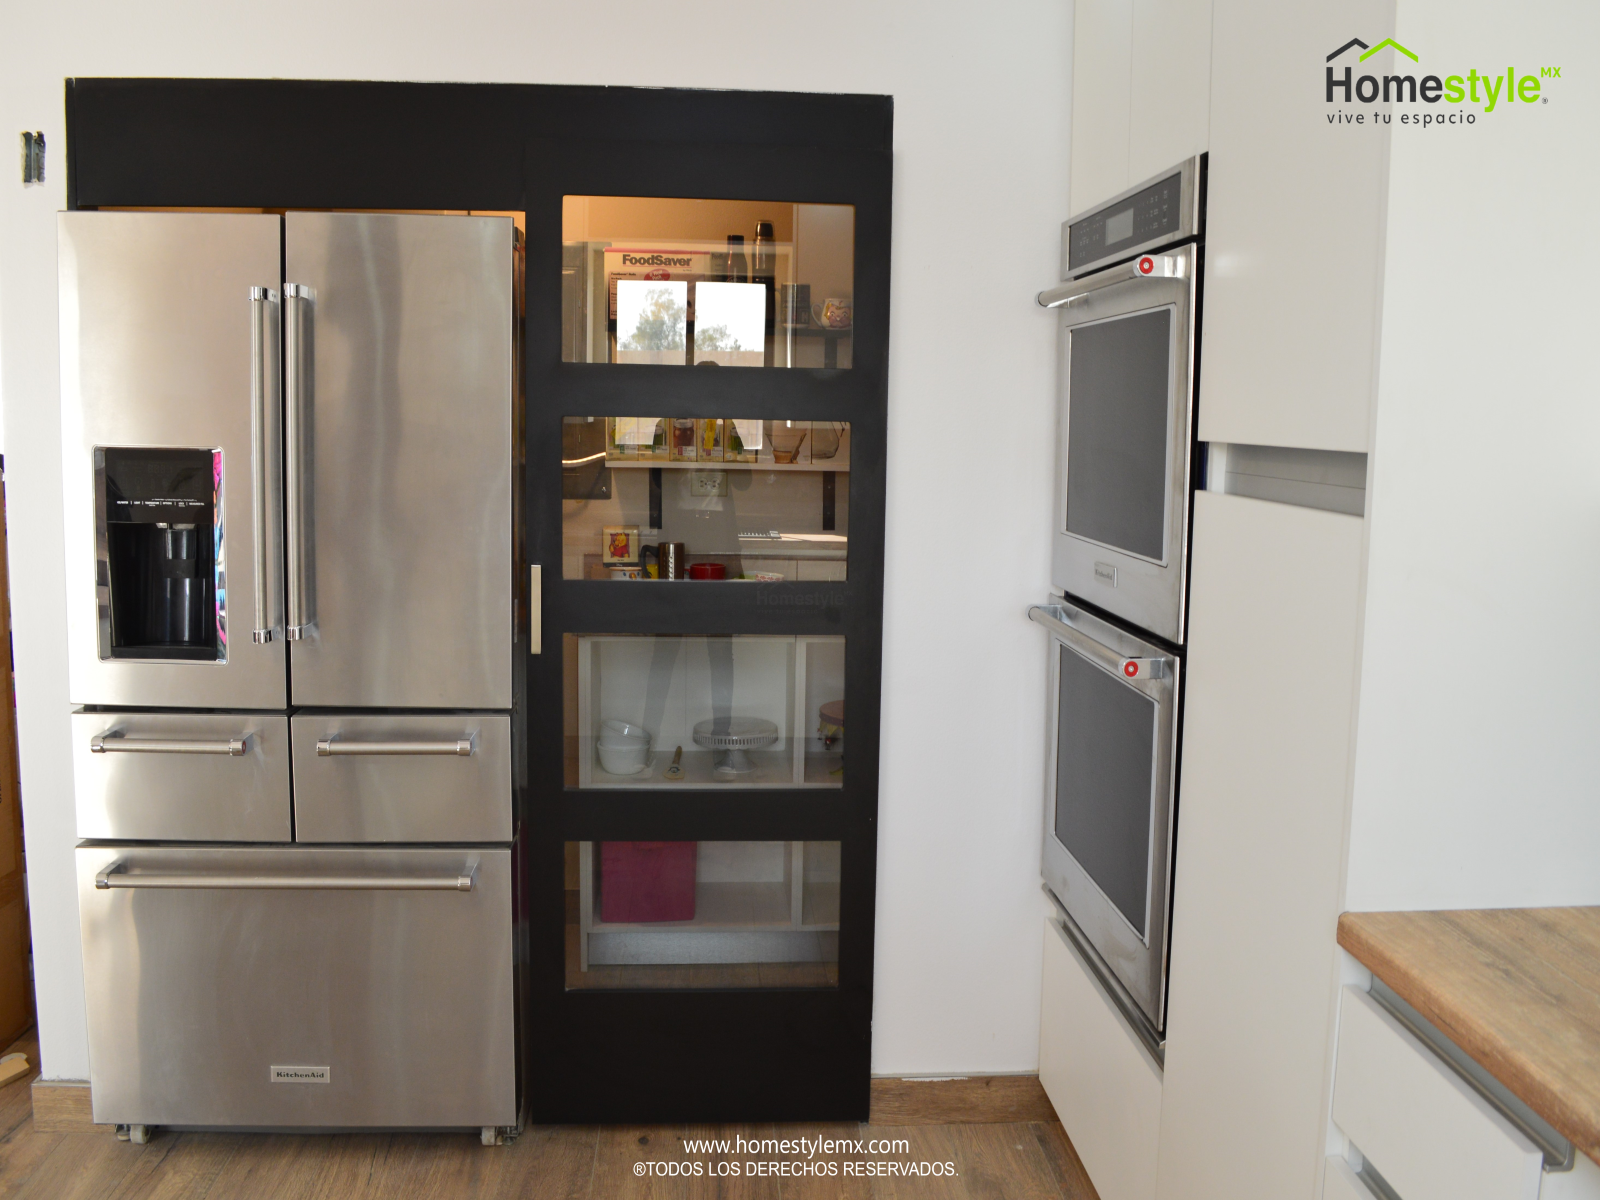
597, 742, 650, 775
688, 562, 726, 581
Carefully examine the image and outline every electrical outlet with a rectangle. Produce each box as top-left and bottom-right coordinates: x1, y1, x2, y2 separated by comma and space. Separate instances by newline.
689, 470, 728, 497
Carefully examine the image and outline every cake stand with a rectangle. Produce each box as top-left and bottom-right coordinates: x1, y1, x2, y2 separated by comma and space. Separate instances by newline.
692, 717, 779, 778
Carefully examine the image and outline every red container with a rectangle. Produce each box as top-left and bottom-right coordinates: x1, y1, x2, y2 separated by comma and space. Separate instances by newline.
688, 562, 726, 580
600, 841, 698, 923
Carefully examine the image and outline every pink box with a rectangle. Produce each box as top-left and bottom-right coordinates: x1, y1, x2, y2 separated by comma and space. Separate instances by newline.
600, 842, 698, 923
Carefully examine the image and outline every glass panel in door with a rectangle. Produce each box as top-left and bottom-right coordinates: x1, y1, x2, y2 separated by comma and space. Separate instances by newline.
562, 416, 848, 582
566, 840, 840, 989
562, 197, 855, 369
1064, 308, 1174, 562
284, 212, 514, 709
1053, 643, 1156, 937
564, 634, 844, 789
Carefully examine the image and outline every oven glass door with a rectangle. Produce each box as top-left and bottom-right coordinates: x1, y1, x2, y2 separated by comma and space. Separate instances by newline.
1037, 603, 1179, 1032
1052, 243, 1197, 644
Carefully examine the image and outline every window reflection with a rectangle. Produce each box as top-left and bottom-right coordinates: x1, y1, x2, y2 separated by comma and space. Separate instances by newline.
563, 197, 854, 369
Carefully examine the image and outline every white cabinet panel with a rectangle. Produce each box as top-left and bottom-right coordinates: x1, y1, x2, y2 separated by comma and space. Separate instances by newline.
1197, 0, 1394, 451
1541, 1153, 1600, 1200
1040, 915, 1162, 1200
1333, 987, 1542, 1200
1323, 1156, 1372, 1200
1070, 0, 1134, 215
1154, 492, 1365, 1200
1128, 0, 1213, 183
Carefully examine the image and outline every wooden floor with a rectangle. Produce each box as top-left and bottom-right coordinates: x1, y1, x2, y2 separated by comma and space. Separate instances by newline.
0, 1030, 1098, 1199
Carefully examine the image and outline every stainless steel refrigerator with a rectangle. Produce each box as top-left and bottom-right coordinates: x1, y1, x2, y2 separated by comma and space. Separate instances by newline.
59, 210, 518, 1139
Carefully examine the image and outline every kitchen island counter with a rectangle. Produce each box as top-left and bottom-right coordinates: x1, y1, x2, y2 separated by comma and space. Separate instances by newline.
1337, 906, 1600, 1168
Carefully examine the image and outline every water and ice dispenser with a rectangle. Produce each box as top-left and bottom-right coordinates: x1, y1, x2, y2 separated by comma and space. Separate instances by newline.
97, 447, 222, 660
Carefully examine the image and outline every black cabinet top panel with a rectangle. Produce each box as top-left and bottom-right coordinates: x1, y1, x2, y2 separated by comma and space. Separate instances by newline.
66, 78, 893, 211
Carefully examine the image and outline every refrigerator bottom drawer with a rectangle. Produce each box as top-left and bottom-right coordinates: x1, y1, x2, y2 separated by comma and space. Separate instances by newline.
76, 844, 515, 1130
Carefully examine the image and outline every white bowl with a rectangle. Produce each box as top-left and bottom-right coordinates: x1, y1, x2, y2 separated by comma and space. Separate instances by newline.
601, 719, 649, 742
597, 743, 650, 775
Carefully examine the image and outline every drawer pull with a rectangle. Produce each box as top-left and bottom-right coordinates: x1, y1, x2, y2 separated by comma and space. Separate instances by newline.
90, 735, 247, 757
94, 862, 477, 892
315, 737, 474, 757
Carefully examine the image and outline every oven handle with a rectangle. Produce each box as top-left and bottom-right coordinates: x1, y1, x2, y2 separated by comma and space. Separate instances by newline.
249, 286, 283, 645
1028, 604, 1172, 682
90, 734, 248, 756
1037, 253, 1186, 309
95, 860, 478, 892
283, 282, 316, 641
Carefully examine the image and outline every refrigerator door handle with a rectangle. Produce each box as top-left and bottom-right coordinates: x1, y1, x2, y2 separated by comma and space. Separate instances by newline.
90, 733, 248, 756
249, 286, 283, 644
283, 282, 316, 641
314, 734, 476, 757
94, 859, 480, 892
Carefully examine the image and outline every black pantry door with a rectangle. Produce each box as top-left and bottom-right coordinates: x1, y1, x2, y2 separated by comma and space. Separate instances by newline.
523, 128, 892, 1122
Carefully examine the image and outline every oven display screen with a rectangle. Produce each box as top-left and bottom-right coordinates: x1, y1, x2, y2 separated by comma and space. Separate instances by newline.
1068, 172, 1183, 270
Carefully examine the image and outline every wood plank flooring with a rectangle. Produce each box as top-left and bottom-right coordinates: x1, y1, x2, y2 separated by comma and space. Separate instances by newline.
0, 1031, 1099, 1198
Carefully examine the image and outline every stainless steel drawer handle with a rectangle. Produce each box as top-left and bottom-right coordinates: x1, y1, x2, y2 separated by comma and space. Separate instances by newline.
90, 735, 248, 756
94, 863, 477, 892
315, 737, 475, 757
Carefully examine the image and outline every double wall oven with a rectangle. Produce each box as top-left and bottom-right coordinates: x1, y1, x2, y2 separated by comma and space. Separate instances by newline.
1031, 155, 1205, 1045
60, 211, 519, 1139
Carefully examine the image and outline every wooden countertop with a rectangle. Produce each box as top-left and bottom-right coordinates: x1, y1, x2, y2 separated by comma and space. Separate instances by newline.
1338, 907, 1600, 1168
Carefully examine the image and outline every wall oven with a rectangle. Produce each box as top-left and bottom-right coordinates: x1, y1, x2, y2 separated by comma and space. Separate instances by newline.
1038, 156, 1205, 647
1029, 600, 1179, 1038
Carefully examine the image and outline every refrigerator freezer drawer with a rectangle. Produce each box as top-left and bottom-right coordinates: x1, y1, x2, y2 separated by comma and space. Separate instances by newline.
72, 711, 292, 842
290, 714, 512, 844
77, 844, 516, 1129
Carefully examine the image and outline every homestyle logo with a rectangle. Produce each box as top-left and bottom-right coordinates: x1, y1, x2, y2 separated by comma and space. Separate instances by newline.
621, 253, 694, 267
1325, 38, 1559, 127
755, 588, 847, 609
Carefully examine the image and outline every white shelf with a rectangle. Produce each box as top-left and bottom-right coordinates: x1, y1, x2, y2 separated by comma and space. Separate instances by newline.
603, 457, 849, 472
576, 841, 842, 972
587, 747, 841, 790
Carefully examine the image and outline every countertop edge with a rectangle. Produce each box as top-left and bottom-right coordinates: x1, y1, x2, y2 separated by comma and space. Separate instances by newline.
1336, 910, 1600, 1170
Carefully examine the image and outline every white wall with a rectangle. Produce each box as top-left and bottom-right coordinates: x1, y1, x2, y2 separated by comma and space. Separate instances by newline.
1346, 0, 1600, 911
0, 1, 1072, 1080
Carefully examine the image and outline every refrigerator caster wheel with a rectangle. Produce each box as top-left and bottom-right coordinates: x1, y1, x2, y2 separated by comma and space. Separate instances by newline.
115, 1125, 130, 1141
480, 1126, 501, 1147
129, 1124, 152, 1144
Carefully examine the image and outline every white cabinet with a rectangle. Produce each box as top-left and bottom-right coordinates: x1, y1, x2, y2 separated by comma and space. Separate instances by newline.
1153, 493, 1365, 1200
1070, 0, 1211, 218
1331, 987, 1542, 1200
1127, 0, 1213, 185
1039, 914, 1162, 1200
1069, 0, 1132, 215
1196, 0, 1393, 452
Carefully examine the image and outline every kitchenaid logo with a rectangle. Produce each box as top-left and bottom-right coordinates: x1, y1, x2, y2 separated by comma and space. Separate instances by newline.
270, 1065, 331, 1084
1324, 38, 1558, 127
620, 253, 694, 268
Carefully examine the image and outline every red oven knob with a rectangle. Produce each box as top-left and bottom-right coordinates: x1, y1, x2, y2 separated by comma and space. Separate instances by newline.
1138, 256, 1154, 274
